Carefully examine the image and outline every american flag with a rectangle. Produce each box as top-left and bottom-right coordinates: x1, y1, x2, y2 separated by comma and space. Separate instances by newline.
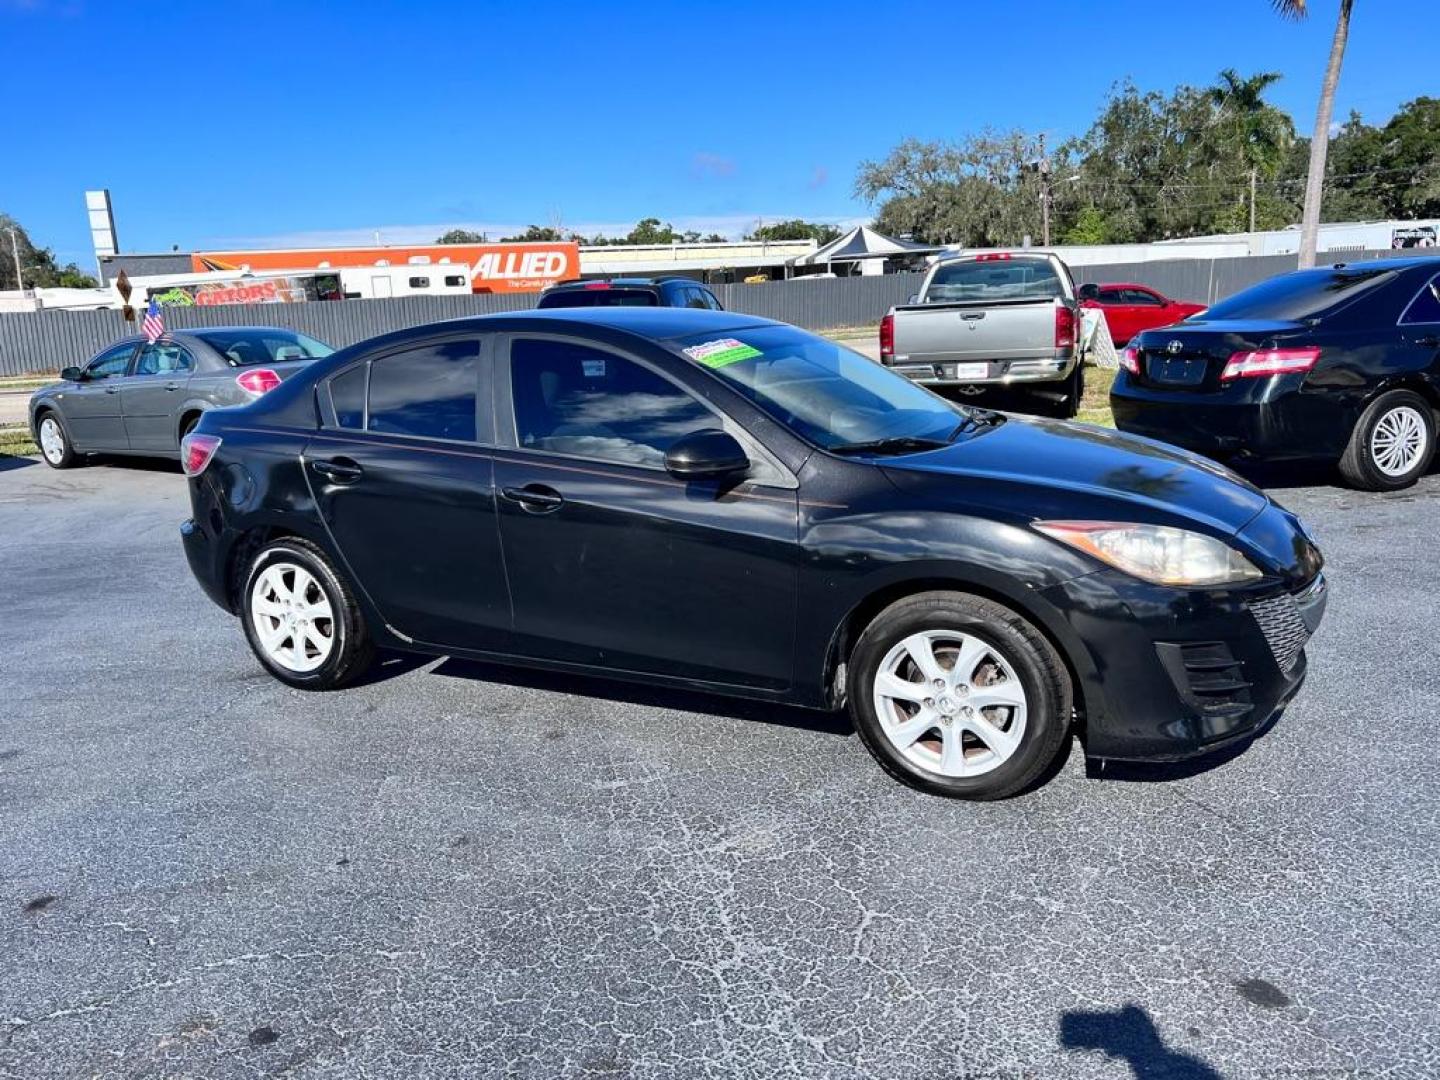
141, 298, 164, 343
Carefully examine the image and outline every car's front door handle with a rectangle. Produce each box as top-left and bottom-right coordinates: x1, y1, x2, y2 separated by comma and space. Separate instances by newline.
165, 382, 181, 391
311, 457, 364, 484
960, 312, 986, 321
104, 385, 121, 394
1415, 335, 1440, 348
501, 484, 564, 513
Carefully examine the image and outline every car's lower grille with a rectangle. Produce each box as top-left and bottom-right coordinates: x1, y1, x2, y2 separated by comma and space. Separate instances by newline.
1249, 591, 1311, 673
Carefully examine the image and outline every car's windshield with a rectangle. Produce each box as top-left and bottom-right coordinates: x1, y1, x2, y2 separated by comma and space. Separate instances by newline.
1200, 267, 1395, 321
924, 258, 1064, 303
196, 329, 334, 366
672, 325, 970, 450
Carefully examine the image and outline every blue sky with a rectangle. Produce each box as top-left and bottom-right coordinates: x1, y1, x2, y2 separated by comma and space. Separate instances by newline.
3, 0, 1432, 263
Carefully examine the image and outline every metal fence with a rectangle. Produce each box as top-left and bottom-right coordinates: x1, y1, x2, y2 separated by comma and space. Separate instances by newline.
0, 248, 1425, 375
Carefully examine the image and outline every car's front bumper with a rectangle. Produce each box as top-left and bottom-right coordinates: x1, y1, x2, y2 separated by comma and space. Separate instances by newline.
1043, 568, 1327, 762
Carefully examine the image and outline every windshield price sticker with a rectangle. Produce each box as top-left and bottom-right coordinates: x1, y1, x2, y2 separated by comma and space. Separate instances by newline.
683, 338, 762, 369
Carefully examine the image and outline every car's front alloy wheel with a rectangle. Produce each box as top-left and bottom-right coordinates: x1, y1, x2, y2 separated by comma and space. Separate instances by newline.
37, 413, 77, 469
848, 591, 1072, 799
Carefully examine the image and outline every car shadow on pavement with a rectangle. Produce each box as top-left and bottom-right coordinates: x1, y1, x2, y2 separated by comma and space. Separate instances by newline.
426, 655, 855, 737
86, 455, 183, 474
0, 454, 38, 473
1060, 1003, 1221, 1079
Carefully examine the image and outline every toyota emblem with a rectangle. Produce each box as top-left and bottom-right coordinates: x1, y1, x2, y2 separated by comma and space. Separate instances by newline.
1166, 340, 1184, 355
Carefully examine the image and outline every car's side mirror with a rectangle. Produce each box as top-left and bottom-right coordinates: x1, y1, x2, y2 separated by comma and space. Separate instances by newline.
908, 294, 920, 304
60, 366, 84, 382
665, 429, 750, 481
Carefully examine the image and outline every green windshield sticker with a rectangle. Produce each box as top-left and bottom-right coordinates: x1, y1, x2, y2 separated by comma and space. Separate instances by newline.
683, 338, 762, 369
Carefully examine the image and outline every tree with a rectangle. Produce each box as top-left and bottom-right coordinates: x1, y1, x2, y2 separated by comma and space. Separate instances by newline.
435, 228, 489, 244
1275, 0, 1356, 268
498, 225, 566, 243
1207, 69, 1295, 230
745, 219, 843, 245
0, 213, 98, 290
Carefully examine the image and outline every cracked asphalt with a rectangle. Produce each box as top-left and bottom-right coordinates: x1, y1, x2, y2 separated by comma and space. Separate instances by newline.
1, 454, 1437, 1079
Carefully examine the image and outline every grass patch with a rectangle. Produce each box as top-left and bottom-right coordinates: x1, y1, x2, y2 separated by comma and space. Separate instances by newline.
0, 425, 38, 459
0, 375, 56, 392
1076, 366, 1116, 427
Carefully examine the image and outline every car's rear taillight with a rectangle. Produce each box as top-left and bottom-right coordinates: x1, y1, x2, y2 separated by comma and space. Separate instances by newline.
879, 313, 894, 361
1055, 305, 1076, 349
1220, 347, 1320, 381
236, 368, 282, 395
180, 433, 222, 476
1119, 345, 1141, 375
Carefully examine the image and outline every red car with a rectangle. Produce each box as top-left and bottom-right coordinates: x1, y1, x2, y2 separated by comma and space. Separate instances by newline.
1079, 282, 1206, 345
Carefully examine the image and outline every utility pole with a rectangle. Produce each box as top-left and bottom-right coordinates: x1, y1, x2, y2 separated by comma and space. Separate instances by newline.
1038, 134, 1052, 247
1249, 168, 1258, 235
6, 228, 22, 293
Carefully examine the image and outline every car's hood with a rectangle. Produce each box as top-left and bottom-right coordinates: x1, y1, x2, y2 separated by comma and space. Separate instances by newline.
880, 415, 1270, 536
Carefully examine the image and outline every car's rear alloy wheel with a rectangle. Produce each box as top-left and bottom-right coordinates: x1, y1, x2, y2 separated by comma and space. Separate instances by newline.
241, 538, 374, 690
848, 591, 1071, 799
37, 414, 77, 469
1339, 390, 1436, 491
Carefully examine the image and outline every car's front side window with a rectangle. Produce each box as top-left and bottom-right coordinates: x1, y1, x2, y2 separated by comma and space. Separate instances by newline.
509, 338, 715, 469
86, 344, 135, 379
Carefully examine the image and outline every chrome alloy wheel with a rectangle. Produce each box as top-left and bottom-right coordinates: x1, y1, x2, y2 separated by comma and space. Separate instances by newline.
872, 630, 1028, 778
1370, 405, 1428, 477
249, 562, 335, 673
39, 417, 65, 464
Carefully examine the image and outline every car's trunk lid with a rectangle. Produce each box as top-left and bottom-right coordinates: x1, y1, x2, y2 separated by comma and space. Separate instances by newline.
1132, 319, 1304, 392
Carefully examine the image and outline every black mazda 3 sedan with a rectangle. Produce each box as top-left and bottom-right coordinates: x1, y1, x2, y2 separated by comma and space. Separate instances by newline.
1111, 256, 1440, 490
179, 309, 1326, 799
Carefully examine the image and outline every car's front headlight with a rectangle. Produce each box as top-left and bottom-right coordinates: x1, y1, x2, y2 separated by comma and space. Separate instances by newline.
1034, 521, 1262, 587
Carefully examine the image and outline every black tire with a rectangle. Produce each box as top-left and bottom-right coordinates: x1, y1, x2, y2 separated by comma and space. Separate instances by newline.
240, 537, 374, 690
1052, 363, 1085, 419
847, 591, 1072, 800
1337, 389, 1436, 491
179, 411, 202, 439
35, 409, 79, 469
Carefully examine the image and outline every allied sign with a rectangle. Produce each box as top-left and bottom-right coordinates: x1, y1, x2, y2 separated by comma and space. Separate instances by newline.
192, 242, 580, 294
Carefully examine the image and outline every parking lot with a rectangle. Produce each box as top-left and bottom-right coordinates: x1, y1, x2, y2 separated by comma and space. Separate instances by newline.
1, 455, 1437, 1079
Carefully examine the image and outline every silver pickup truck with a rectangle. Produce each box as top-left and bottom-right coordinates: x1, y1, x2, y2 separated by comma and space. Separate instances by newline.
880, 251, 1084, 417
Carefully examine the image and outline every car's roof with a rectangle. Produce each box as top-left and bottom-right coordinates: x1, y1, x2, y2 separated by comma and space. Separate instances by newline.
454, 306, 775, 341
1332, 255, 1440, 273
170, 325, 314, 336
1098, 282, 1160, 291
545, 276, 699, 290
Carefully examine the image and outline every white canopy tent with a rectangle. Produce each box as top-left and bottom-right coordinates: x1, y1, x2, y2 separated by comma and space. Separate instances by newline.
788, 226, 940, 276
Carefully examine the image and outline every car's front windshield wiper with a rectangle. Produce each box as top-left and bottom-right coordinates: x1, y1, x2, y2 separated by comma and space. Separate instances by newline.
945, 409, 1005, 440
828, 436, 951, 456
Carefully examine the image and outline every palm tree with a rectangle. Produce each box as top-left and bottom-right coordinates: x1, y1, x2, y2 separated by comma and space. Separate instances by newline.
1208, 69, 1292, 231
1274, 0, 1356, 268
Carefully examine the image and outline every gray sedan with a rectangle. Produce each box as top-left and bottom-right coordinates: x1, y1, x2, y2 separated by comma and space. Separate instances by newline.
29, 326, 333, 468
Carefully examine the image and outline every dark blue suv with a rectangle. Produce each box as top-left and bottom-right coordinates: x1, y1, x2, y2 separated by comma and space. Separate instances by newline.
536, 276, 724, 311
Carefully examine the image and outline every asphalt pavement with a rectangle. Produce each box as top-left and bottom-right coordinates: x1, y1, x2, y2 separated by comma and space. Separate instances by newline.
1, 455, 1437, 1078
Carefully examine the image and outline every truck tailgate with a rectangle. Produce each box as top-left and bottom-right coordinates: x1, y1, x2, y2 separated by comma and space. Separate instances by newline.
892, 299, 1058, 364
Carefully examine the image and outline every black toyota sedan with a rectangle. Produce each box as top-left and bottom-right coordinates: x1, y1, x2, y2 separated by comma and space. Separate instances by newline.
179, 309, 1326, 800
1111, 256, 1440, 490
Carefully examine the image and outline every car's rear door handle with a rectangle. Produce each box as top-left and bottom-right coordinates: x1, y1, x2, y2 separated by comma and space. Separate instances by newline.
104, 385, 121, 394
501, 484, 564, 513
164, 381, 181, 391
311, 457, 364, 484
960, 312, 986, 321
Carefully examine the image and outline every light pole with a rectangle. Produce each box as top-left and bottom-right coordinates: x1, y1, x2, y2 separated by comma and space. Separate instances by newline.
6, 228, 22, 293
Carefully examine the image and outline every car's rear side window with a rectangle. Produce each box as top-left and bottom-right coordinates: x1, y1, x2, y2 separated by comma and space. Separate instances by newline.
366, 339, 480, 442
925, 259, 1064, 302
1400, 273, 1440, 324
1203, 267, 1395, 321
330, 365, 367, 429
